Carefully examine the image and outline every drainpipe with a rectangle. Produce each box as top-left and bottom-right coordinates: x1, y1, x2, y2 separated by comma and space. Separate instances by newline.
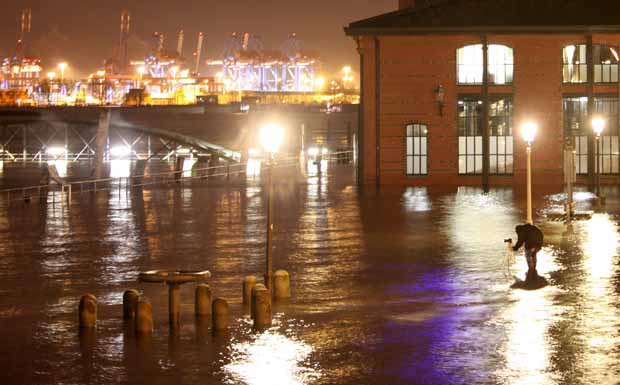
586, 34, 595, 191
375, 37, 381, 187
482, 35, 490, 192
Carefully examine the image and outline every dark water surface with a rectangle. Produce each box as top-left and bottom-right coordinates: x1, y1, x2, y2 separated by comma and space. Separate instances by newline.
1, 163, 620, 385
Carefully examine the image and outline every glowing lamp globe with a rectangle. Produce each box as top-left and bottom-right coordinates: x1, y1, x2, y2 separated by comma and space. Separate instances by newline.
521, 122, 537, 145
592, 117, 606, 137
259, 124, 284, 154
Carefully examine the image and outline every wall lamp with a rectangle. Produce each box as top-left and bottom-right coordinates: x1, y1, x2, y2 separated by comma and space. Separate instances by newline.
435, 84, 445, 116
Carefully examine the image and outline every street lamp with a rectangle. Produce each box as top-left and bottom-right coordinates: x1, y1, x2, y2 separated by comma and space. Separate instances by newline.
259, 123, 284, 291
592, 116, 606, 199
521, 121, 537, 224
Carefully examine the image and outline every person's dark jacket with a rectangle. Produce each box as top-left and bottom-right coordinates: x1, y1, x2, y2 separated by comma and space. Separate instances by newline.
513, 224, 543, 251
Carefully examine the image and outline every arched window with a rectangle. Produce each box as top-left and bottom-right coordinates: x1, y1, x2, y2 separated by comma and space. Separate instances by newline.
457, 44, 514, 85
457, 44, 483, 84
563, 44, 619, 83
488, 45, 514, 85
594, 45, 619, 83
563, 44, 587, 83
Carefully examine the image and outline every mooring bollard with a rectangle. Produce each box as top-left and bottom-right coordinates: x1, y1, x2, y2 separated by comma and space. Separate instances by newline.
273, 270, 291, 300
79, 294, 98, 329
123, 289, 140, 320
212, 298, 229, 331
242, 276, 258, 306
252, 286, 272, 329
250, 283, 267, 319
135, 299, 154, 335
195, 284, 212, 317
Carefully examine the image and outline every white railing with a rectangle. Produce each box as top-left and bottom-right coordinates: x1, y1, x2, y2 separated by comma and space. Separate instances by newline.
0, 150, 354, 206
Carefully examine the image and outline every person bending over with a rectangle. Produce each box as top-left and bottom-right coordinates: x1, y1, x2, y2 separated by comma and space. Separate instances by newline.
512, 223, 543, 280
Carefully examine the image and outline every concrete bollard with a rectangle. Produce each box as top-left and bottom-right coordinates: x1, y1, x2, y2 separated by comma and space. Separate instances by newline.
242, 276, 258, 306
195, 284, 212, 317
123, 289, 140, 320
252, 286, 272, 329
212, 298, 229, 331
273, 270, 291, 300
250, 283, 267, 319
135, 299, 154, 335
79, 294, 97, 329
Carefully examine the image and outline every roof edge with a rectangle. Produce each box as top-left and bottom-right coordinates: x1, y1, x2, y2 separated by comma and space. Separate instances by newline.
345, 25, 620, 36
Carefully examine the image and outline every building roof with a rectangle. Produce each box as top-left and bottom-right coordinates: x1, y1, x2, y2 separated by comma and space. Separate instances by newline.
345, 0, 620, 35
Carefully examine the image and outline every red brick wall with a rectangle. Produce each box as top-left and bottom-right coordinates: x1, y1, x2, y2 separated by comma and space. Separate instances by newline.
359, 32, 620, 186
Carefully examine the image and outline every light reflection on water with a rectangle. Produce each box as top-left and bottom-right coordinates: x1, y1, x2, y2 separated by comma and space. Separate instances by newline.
110, 159, 131, 178
223, 318, 320, 385
2, 165, 620, 384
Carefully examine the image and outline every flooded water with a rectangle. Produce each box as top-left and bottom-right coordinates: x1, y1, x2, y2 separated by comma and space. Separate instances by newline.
1, 162, 620, 385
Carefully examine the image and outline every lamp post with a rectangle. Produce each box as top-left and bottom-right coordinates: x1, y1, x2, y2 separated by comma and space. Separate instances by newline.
260, 123, 284, 291
521, 121, 537, 224
592, 116, 606, 199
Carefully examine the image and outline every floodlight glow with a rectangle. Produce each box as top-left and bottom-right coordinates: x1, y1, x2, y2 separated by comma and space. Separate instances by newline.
521, 121, 537, 145
110, 146, 131, 158
248, 148, 262, 158
321, 148, 329, 155
592, 116, 606, 137
259, 123, 284, 154
307, 147, 319, 156
46, 147, 66, 157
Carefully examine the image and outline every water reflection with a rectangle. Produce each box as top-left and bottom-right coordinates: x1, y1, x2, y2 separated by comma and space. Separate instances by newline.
247, 159, 261, 178
223, 319, 320, 385
579, 214, 620, 382
499, 289, 556, 385
110, 159, 131, 178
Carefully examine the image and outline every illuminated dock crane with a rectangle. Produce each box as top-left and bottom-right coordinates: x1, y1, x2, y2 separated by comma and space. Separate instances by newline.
1, 8, 41, 96
207, 33, 318, 93
104, 10, 131, 75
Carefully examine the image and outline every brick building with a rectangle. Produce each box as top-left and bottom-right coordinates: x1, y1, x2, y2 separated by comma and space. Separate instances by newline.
345, 0, 620, 188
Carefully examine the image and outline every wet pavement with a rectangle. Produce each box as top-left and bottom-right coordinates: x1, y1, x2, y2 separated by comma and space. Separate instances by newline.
1, 162, 620, 385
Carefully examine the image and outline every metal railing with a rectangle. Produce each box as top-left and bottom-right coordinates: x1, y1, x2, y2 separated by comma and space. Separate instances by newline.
0, 150, 354, 206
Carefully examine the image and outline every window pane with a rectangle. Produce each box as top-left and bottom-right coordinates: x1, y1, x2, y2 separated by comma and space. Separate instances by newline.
490, 136, 497, 155
506, 155, 514, 173
420, 137, 427, 156
475, 155, 483, 174
498, 155, 506, 174
421, 156, 427, 174
498, 136, 506, 155
459, 156, 466, 174
459, 137, 466, 154
475, 136, 483, 154
407, 156, 413, 174
490, 155, 497, 174
457, 44, 483, 84
413, 157, 420, 174
406, 137, 413, 155
467, 155, 475, 173
467, 137, 475, 154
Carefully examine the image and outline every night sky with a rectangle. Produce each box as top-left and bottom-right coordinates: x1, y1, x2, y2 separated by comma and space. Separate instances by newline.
1, 0, 395, 78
